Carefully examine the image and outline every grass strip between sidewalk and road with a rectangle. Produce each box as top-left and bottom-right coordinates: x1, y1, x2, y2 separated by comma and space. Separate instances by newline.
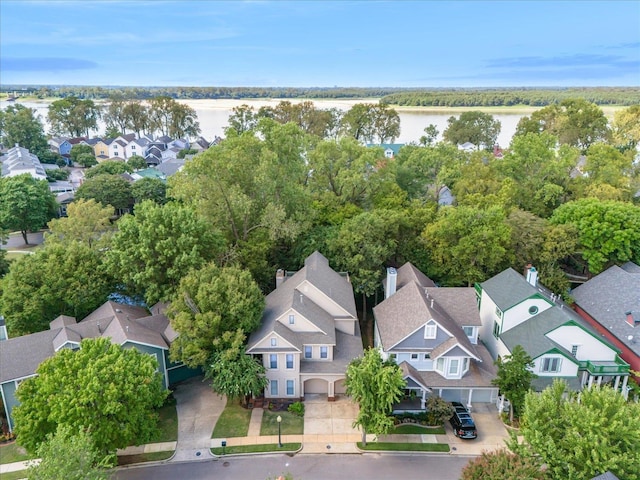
357, 442, 450, 452
117, 451, 174, 466
211, 402, 252, 438
260, 410, 304, 435
0, 470, 29, 480
393, 424, 445, 435
0, 442, 33, 465
211, 443, 301, 455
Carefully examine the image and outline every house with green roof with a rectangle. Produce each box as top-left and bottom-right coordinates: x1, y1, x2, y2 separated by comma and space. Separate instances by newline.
476, 266, 630, 397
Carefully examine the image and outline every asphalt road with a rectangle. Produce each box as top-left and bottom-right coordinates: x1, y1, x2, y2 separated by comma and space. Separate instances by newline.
113, 453, 472, 480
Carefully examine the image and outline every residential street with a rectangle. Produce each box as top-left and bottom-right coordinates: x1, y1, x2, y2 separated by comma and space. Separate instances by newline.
114, 453, 471, 480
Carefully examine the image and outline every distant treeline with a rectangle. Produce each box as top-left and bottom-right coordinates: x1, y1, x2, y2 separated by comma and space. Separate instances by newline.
2, 85, 639, 106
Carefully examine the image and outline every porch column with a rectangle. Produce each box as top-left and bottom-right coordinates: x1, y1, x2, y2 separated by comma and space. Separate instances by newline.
581, 370, 588, 387
621, 376, 629, 399
420, 389, 426, 409
597, 375, 603, 387
300, 379, 305, 397
614, 375, 621, 391
467, 389, 473, 410
328, 380, 335, 402
588, 375, 594, 389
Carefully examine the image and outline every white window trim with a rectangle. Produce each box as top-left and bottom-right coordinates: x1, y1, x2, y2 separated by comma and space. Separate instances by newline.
286, 379, 295, 396
541, 357, 561, 373
424, 321, 437, 339
304, 346, 312, 359
269, 354, 278, 369
270, 380, 278, 396
320, 346, 328, 359
286, 353, 294, 369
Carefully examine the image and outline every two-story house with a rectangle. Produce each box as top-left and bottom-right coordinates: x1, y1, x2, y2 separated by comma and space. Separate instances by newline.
476, 266, 630, 396
0, 301, 200, 433
374, 263, 498, 410
125, 137, 150, 159
246, 251, 363, 401
571, 262, 640, 382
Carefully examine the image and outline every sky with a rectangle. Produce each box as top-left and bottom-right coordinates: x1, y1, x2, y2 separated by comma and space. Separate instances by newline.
1, 0, 639, 88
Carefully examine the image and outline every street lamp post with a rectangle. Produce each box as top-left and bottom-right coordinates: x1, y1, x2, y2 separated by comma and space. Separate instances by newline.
277, 415, 282, 448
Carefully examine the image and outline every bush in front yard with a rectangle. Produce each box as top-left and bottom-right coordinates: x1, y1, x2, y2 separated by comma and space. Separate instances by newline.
287, 401, 305, 417
426, 396, 454, 426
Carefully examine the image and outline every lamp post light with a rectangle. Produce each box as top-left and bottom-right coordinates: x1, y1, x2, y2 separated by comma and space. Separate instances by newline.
277, 415, 282, 448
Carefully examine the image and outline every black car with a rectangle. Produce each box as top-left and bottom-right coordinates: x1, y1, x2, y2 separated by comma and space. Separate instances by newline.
449, 403, 477, 439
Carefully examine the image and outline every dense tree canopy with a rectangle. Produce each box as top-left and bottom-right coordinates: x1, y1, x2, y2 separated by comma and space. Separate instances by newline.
47, 96, 101, 137
512, 380, 640, 480
131, 177, 167, 204
443, 111, 501, 150
45, 198, 115, 250
13, 338, 168, 456
0, 174, 57, 244
169, 263, 264, 368
340, 103, 400, 144
148, 96, 200, 138
105, 200, 224, 304
75, 173, 132, 212
0, 104, 51, 160
0, 241, 114, 335
461, 448, 547, 480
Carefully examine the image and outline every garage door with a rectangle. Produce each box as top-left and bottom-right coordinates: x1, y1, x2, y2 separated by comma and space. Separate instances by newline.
335, 379, 347, 394
305, 379, 328, 394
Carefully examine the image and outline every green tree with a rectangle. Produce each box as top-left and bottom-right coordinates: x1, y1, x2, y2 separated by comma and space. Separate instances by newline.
0, 104, 50, 158
127, 154, 148, 170
0, 229, 9, 278
148, 96, 200, 138
513, 380, 640, 480
70, 144, 95, 165
122, 100, 149, 137
611, 104, 640, 150
0, 174, 56, 244
103, 94, 130, 134
443, 111, 501, 150
345, 348, 405, 445
550, 198, 640, 273
47, 96, 101, 137
0, 241, 114, 335
45, 198, 115, 250
105, 201, 224, 304
14, 338, 168, 456
422, 205, 513, 286
419, 123, 439, 146
84, 160, 133, 179
75, 174, 132, 212
341, 103, 400, 144
461, 448, 547, 480
131, 177, 167, 204
492, 345, 536, 423
226, 104, 258, 135
77, 152, 98, 168
27, 425, 112, 480
205, 329, 268, 406
169, 263, 264, 368
583, 143, 633, 190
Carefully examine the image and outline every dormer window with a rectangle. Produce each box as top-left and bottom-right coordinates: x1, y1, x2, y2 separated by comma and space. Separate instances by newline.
424, 321, 437, 339
270, 337, 277, 346
289, 314, 295, 325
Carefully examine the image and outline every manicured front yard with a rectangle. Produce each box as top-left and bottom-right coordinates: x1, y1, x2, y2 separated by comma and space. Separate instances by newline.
357, 442, 450, 452
0, 441, 32, 465
212, 402, 252, 438
394, 424, 445, 435
147, 395, 178, 443
260, 410, 304, 436
211, 443, 301, 455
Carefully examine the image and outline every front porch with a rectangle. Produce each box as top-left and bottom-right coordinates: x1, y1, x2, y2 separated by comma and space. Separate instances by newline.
580, 357, 630, 399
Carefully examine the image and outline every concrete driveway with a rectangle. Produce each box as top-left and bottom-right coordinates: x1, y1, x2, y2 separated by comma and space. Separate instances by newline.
171, 376, 226, 462
445, 403, 509, 455
302, 394, 365, 453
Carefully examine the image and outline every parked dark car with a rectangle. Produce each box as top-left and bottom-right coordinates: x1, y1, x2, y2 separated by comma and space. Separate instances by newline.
449, 402, 477, 439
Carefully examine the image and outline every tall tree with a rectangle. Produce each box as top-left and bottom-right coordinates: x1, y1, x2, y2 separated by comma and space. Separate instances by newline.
103, 94, 130, 134
105, 201, 224, 304
45, 198, 115, 250
122, 100, 149, 137
443, 111, 501, 150
75, 174, 132, 212
69, 144, 95, 165
13, 338, 168, 456
148, 96, 200, 138
512, 380, 640, 480
84, 160, 133, 179
0, 241, 114, 335
610, 104, 640, 150
550, 198, 640, 273
492, 345, 536, 423
169, 263, 264, 368
131, 177, 167, 204
423, 205, 513, 286
226, 104, 258, 135
47, 96, 101, 137
461, 448, 548, 480
345, 348, 405, 445
27, 425, 112, 479
0, 174, 57, 244
0, 104, 50, 158
341, 103, 400, 144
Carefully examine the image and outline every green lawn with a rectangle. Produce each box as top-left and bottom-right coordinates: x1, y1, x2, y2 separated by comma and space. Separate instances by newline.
394, 424, 445, 435
211, 402, 252, 438
117, 451, 173, 466
0, 442, 32, 465
211, 443, 301, 455
0, 470, 29, 480
357, 442, 450, 452
147, 395, 178, 443
260, 410, 304, 436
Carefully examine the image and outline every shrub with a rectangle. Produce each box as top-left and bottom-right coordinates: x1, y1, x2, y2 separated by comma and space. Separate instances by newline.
426, 396, 454, 425
288, 401, 305, 417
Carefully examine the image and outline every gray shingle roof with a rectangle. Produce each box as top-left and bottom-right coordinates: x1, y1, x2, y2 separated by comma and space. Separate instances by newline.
571, 263, 640, 355
480, 268, 539, 311
396, 262, 436, 289
426, 287, 482, 326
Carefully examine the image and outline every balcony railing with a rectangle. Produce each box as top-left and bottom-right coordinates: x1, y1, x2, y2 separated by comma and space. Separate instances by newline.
579, 357, 630, 375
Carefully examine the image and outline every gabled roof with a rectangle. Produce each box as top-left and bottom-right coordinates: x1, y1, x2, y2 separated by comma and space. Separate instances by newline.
426, 287, 482, 326
480, 268, 539, 311
396, 262, 436, 289
571, 263, 640, 354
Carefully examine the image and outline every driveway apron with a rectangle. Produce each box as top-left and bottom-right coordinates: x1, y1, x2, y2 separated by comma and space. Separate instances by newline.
171, 376, 226, 462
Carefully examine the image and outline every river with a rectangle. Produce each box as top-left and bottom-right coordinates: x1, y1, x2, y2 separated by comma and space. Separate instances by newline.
1, 98, 534, 147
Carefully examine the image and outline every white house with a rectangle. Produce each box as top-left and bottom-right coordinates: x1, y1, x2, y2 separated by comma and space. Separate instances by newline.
0, 144, 47, 180
476, 266, 630, 396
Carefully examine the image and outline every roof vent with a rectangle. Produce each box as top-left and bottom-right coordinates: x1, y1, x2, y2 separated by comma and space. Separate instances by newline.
115, 308, 122, 313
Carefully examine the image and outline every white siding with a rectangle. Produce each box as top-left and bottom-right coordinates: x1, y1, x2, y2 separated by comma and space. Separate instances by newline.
502, 297, 552, 332
545, 325, 617, 362
533, 354, 578, 376
276, 308, 321, 333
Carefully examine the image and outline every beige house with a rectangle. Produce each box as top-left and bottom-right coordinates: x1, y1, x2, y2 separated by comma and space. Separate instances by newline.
247, 251, 363, 401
